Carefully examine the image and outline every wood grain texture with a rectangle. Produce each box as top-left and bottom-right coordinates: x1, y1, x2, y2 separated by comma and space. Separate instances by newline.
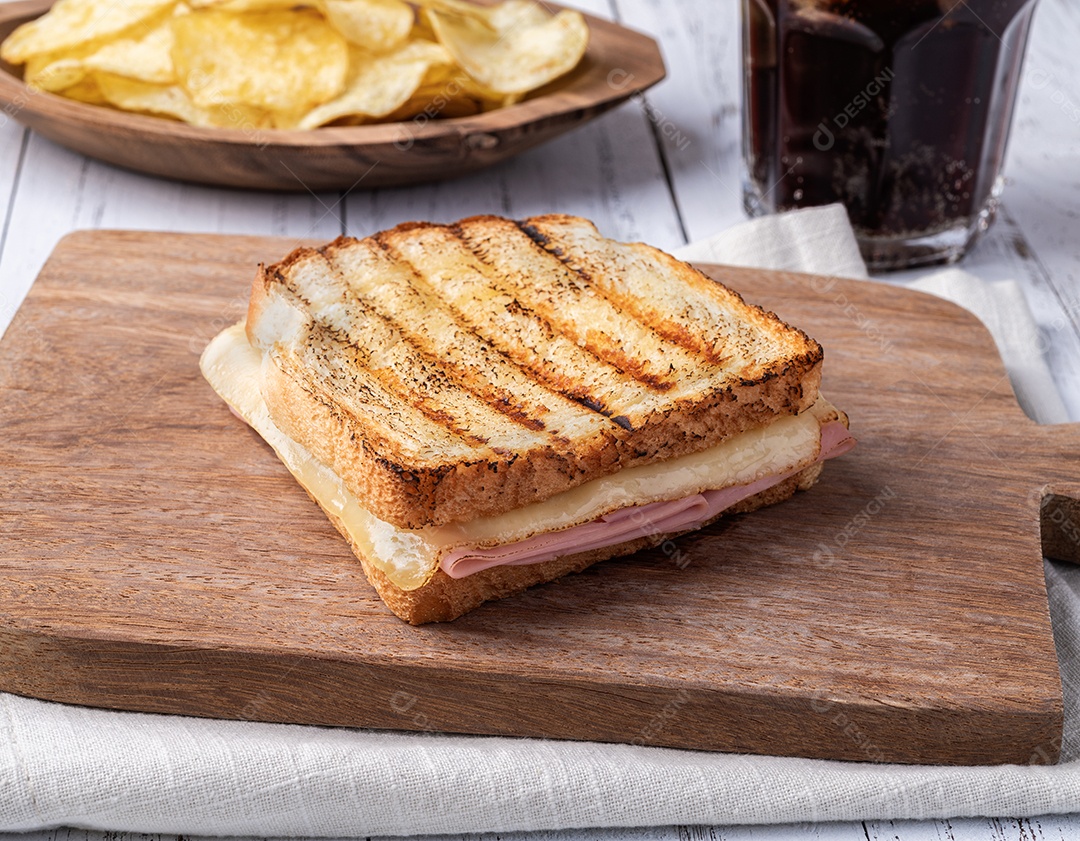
0, 230, 1074, 766
614, 0, 747, 242
0, 0, 665, 191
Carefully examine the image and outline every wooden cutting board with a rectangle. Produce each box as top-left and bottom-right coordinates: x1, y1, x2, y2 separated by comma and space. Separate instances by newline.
1, 230, 1077, 766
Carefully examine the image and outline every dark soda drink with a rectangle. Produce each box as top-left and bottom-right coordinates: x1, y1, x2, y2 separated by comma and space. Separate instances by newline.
742, 0, 1038, 270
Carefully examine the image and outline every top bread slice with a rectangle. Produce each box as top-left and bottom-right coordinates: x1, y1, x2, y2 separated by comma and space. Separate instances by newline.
246, 214, 823, 530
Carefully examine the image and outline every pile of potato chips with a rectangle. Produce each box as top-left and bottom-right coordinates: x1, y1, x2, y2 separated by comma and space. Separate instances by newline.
0, 0, 589, 130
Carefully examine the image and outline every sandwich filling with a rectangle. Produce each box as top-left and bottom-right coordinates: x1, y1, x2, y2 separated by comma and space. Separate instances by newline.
441, 418, 853, 578
202, 322, 854, 591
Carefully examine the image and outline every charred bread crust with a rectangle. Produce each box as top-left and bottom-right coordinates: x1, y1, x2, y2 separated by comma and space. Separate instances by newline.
261, 350, 821, 530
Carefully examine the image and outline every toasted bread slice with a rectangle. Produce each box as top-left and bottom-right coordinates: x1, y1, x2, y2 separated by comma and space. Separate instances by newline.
246, 214, 823, 530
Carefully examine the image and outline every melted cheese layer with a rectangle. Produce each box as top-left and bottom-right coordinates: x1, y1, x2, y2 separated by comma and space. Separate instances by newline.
201, 322, 828, 591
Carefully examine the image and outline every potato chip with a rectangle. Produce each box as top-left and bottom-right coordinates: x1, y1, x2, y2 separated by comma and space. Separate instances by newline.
187, 0, 413, 52
24, 51, 91, 92
423, 3, 588, 96
482, 0, 552, 32
298, 39, 452, 129
2, 0, 590, 131
422, 94, 483, 119
202, 98, 275, 131
357, 57, 508, 123
427, 62, 518, 111
96, 72, 200, 120
320, 0, 415, 53
0, 0, 175, 65
184, 0, 295, 11
24, 11, 179, 94
418, 0, 548, 31
171, 9, 348, 113
59, 75, 107, 105
81, 12, 179, 83
378, 81, 484, 123
410, 9, 439, 42
96, 71, 272, 129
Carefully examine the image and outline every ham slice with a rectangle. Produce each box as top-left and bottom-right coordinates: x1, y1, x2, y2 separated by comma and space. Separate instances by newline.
441, 420, 855, 579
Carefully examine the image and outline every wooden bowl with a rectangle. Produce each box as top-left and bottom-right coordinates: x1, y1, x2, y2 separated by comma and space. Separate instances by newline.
0, 0, 665, 191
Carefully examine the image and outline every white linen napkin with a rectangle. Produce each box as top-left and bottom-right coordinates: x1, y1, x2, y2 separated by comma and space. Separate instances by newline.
671, 204, 871, 280
2, 206, 1077, 837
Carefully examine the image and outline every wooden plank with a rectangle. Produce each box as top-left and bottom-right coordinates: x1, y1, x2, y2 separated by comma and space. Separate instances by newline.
677, 826, 871, 841
611, 0, 745, 243
0, 119, 26, 324
0, 229, 1071, 766
0, 129, 344, 345
0, 60, 31, 326
864, 816, 1080, 841
342, 101, 684, 248
0, 119, 25, 222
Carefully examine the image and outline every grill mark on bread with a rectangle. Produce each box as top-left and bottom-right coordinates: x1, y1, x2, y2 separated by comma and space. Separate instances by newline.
320, 235, 612, 447
456, 216, 715, 393
373, 225, 656, 428
274, 250, 572, 456
520, 214, 823, 378
286, 284, 494, 449
522, 222, 733, 368
274, 341, 479, 462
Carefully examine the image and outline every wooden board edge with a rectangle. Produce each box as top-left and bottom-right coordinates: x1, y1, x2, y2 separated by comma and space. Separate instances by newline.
0, 623, 1063, 766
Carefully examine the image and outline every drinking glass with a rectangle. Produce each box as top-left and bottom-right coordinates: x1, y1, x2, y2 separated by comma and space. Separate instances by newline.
741, 0, 1039, 270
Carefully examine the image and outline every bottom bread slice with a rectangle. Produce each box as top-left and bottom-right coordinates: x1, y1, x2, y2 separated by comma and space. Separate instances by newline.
317, 461, 824, 625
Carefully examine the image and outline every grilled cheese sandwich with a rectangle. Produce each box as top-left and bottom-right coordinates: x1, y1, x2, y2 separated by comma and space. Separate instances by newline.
200, 214, 854, 623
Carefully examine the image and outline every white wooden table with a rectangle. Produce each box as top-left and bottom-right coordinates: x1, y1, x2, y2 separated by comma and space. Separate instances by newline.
1, 0, 1078, 838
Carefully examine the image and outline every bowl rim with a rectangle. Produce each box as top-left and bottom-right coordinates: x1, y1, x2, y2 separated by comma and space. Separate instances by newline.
0, 0, 667, 150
